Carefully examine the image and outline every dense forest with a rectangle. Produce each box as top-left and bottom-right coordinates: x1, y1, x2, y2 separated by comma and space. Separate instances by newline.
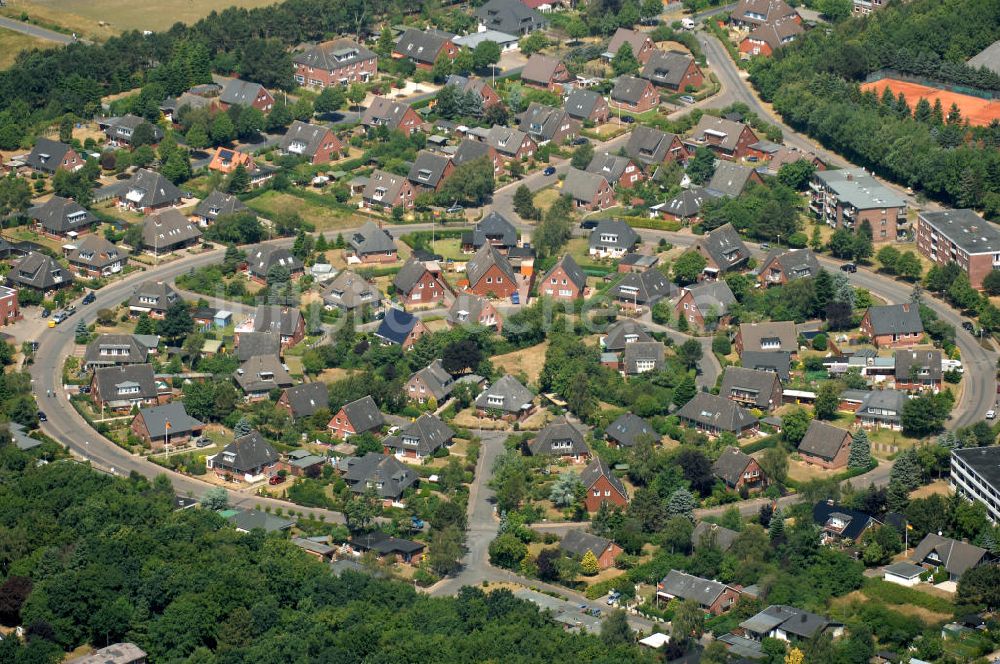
750, 0, 1000, 216
0, 445, 653, 663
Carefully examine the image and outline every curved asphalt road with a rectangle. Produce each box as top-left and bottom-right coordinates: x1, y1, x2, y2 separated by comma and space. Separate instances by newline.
0, 16, 79, 44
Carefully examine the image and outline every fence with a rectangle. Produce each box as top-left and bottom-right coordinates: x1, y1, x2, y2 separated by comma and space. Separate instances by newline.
865, 69, 1000, 101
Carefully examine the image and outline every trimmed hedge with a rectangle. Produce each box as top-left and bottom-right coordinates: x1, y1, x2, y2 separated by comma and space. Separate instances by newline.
623, 216, 683, 232
741, 434, 781, 453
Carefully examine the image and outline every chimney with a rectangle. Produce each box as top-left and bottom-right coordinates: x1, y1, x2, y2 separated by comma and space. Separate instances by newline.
902, 303, 909, 312
826, 498, 835, 506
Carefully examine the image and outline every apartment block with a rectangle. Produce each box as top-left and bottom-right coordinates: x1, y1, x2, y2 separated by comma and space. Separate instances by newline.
809, 168, 907, 243
951, 446, 1000, 523
916, 209, 1000, 289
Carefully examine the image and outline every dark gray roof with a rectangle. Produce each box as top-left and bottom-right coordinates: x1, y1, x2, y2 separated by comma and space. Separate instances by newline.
740, 605, 838, 640
349, 220, 397, 256
610, 75, 653, 105
688, 115, 754, 153
485, 125, 532, 158
410, 359, 455, 401
588, 219, 639, 251
120, 169, 182, 210
9, 252, 71, 290
363, 169, 410, 207
968, 39, 1000, 76
918, 209, 1000, 255
741, 351, 791, 381
623, 340, 665, 374
467, 211, 518, 249
339, 395, 384, 434
759, 248, 820, 281
626, 125, 681, 166
407, 150, 452, 188
712, 445, 757, 487
856, 389, 906, 422
659, 570, 730, 607
67, 235, 129, 270
698, 223, 750, 272
585, 153, 632, 185
375, 307, 420, 345
445, 74, 493, 102
128, 280, 178, 312
393, 258, 433, 294
911, 533, 989, 577
233, 355, 294, 393
25, 138, 75, 173
343, 452, 417, 499
641, 50, 696, 88
467, 243, 517, 288
692, 522, 740, 552
662, 187, 707, 219
448, 293, 491, 326
215, 430, 279, 473
352, 529, 425, 554
610, 268, 676, 305
282, 382, 329, 418
560, 529, 614, 559
952, 446, 1000, 499
564, 88, 605, 121
720, 366, 781, 409
812, 501, 878, 540
193, 190, 248, 220
865, 303, 923, 337
602, 320, 653, 352
677, 392, 758, 433
383, 413, 455, 456
84, 334, 150, 367
251, 305, 302, 337
519, 102, 574, 142
219, 78, 269, 106
798, 420, 850, 461
237, 332, 280, 361
101, 114, 165, 143
452, 138, 493, 167
706, 161, 757, 198
580, 457, 627, 497
895, 349, 942, 382
475, 374, 533, 413
395, 28, 454, 65
476, 0, 547, 35
136, 402, 203, 439
543, 255, 587, 291
361, 96, 417, 130
29, 195, 97, 235
322, 270, 382, 309
520, 54, 565, 86
528, 416, 590, 456
229, 508, 294, 533
682, 280, 737, 318
93, 364, 157, 402
245, 245, 304, 279
738, 321, 798, 354
293, 38, 375, 69
605, 412, 655, 447
142, 208, 201, 249
279, 120, 337, 159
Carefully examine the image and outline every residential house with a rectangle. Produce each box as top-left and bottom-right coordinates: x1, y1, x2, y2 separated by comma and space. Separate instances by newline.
797, 420, 852, 469
895, 349, 943, 392
141, 208, 202, 254
527, 416, 591, 463
127, 280, 178, 319
641, 50, 704, 91
911, 533, 991, 581
560, 530, 623, 570
99, 115, 164, 148
735, 321, 798, 356
476, 0, 547, 35
328, 395, 384, 439
277, 382, 329, 420
347, 221, 398, 263
453, 30, 520, 52
581, 457, 628, 511
362, 169, 416, 211
160, 91, 214, 122
757, 248, 820, 286
280, 449, 328, 478
740, 605, 843, 645
605, 412, 656, 449
695, 223, 751, 276
610, 267, 676, 311
208, 430, 279, 481
520, 54, 572, 92
207, 147, 256, 175
563, 168, 615, 211
383, 413, 455, 460
191, 190, 249, 226
462, 211, 518, 253
810, 168, 908, 242
730, 0, 799, 28
227, 509, 293, 533
482, 125, 537, 162
625, 125, 688, 167
753, 145, 825, 177
445, 74, 503, 108
676, 392, 759, 437
293, 39, 377, 87
452, 137, 503, 174
589, 220, 639, 258
393, 29, 458, 69
719, 366, 783, 411
692, 522, 740, 552
564, 88, 610, 124
466, 244, 518, 298
84, 334, 150, 369
28, 196, 96, 237
375, 307, 429, 350
916, 209, 1000, 289
605, 28, 656, 64
601, 319, 653, 352
406, 151, 455, 192
8, 252, 71, 292
739, 17, 804, 58
952, 445, 1000, 523
854, 389, 907, 430
519, 102, 579, 145
685, 115, 759, 160
675, 280, 737, 330
656, 570, 742, 615
233, 355, 294, 400
291, 536, 336, 560
322, 270, 382, 310
448, 292, 503, 331
623, 340, 665, 375
706, 161, 764, 198
586, 152, 644, 189
25, 138, 82, 174
405, 359, 455, 404
239, 305, 305, 348
351, 530, 425, 563
0, 286, 20, 325
713, 445, 767, 492
812, 500, 880, 544
130, 401, 203, 451
618, 252, 658, 273
244, 245, 304, 283
860, 303, 924, 348
91, 364, 159, 412
342, 452, 417, 502
67, 235, 129, 278
393, 258, 448, 306
539, 255, 587, 299
475, 373, 535, 420
741, 350, 791, 381
657, 187, 708, 223
609, 75, 659, 114
217, 78, 274, 112
361, 97, 423, 137
67, 644, 148, 664
278, 120, 344, 164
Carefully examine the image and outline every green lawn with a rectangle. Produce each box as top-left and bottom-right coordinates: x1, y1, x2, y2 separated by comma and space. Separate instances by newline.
246, 190, 369, 231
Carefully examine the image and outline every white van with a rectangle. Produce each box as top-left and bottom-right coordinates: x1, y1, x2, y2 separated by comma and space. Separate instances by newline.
681, 18, 696, 29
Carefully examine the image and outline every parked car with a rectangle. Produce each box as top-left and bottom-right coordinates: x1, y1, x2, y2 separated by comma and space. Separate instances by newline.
446, 203, 463, 213
268, 474, 286, 485
679, 95, 695, 104
82, 291, 96, 305
37, 412, 47, 422
620, 115, 635, 124
41, 308, 50, 318
196, 437, 212, 448
411, 516, 425, 530
543, 166, 556, 176
607, 591, 621, 605
840, 263, 857, 273
580, 220, 599, 230
962, 321, 976, 333
571, 137, 589, 146
78, 385, 90, 394
52, 311, 67, 324
760, 242, 770, 250
987, 410, 996, 420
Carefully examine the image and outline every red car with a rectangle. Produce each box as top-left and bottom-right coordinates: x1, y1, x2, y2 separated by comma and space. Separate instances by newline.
268, 475, 285, 485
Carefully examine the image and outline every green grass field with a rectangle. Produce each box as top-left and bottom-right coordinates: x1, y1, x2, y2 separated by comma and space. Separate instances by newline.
245, 190, 369, 232
0, 27, 55, 69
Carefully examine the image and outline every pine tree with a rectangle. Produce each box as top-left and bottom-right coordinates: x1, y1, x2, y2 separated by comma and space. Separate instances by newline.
667, 488, 696, 521
234, 417, 253, 438
889, 448, 922, 490
848, 429, 871, 469
769, 507, 784, 541
673, 373, 697, 408
937, 431, 959, 449
580, 549, 600, 575
886, 479, 909, 513
134, 313, 155, 335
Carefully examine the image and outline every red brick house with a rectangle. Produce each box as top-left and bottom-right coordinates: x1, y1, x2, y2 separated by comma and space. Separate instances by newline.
362, 169, 415, 211
466, 244, 518, 299
327, 395, 385, 440
739, 17, 804, 58
560, 530, 623, 570
657, 570, 743, 615
640, 50, 705, 92
797, 420, 852, 470
278, 121, 343, 165
860, 303, 924, 348
393, 28, 459, 70
539, 254, 587, 300
447, 293, 502, 332
712, 446, 766, 492
685, 116, 759, 161
25, 138, 83, 174
564, 88, 610, 125
586, 153, 644, 189
217, 79, 274, 113
446, 74, 503, 109
0, 286, 20, 325
609, 75, 659, 114
675, 280, 737, 330
520, 54, 572, 92
562, 168, 615, 211
393, 258, 449, 306
581, 457, 628, 512
293, 39, 377, 87
361, 97, 424, 137
605, 28, 657, 64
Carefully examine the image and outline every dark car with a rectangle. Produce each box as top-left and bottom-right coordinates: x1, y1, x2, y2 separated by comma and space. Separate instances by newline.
962, 321, 976, 333
841, 263, 857, 273
580, 220, 599, 230
78, 385, 90, 394
82, 291, 96, 305
620, 115, 635, 124
571, 137, 589, 146
41, 308, 50, 318
543, 166, 556, 176
37, 412, 47, 422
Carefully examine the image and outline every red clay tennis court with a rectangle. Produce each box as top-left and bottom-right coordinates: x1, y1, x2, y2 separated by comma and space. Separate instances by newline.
861, 77, 1000, 126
